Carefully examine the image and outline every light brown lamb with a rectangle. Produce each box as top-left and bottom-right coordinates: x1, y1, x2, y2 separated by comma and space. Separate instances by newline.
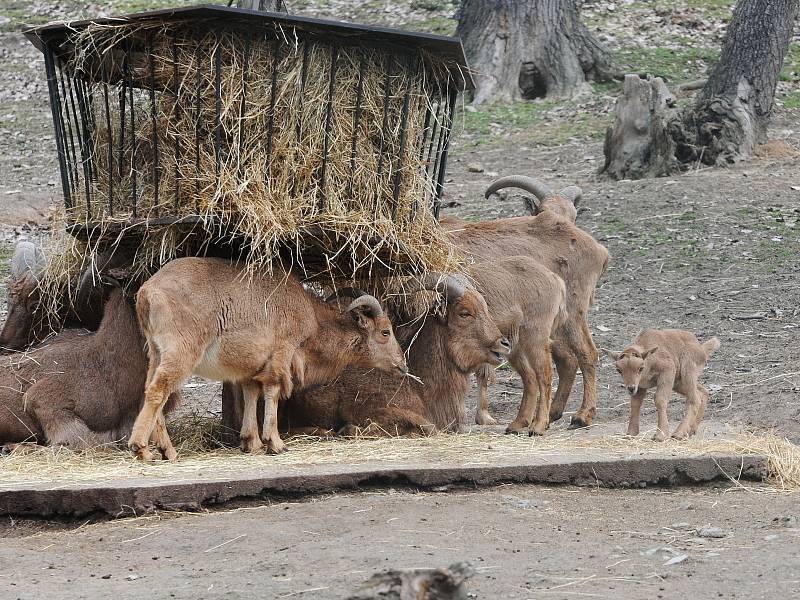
472, 256, 567, 436
128, 257, 407, 460
602, 329, 721, 441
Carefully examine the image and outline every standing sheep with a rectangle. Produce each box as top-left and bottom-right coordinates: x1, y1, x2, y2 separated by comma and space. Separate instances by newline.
602, 329, 721, 441
128, 257, 408, 460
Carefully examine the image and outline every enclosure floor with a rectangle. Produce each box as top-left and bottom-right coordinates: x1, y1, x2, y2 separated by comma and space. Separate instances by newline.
0, 422, 768, 518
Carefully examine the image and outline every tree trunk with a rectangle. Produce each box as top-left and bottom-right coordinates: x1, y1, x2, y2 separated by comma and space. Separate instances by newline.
677, 0, 798, 165
235, 0, 286, 10
602, 0, 798, 179
600, 75, 681, 179
456, 0, 618, 105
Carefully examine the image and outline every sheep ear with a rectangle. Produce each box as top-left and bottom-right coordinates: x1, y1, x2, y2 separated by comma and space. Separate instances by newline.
522, 195, 542, 215
641, 346, 659, 359
601, 347, 621, 361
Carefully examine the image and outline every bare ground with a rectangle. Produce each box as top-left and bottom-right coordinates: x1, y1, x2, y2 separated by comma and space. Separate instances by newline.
1, 485, 799, 599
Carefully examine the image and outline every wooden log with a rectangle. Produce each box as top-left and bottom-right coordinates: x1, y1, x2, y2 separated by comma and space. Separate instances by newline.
347, 562, 476, 600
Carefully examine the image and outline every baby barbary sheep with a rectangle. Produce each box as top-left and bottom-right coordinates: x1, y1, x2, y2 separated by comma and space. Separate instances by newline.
602, 329, 720, 441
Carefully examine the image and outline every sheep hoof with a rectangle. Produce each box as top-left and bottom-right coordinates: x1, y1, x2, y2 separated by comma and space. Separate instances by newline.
267, 440, 287, 454
475, 411, 497, 426
0, 444, 12, 456
161, 447, 179, 462
548, 410, 564, 424
528, 428, 545, 437
505, 425, 525, 435
568, 415, 591, 429
652, 431, 668, 442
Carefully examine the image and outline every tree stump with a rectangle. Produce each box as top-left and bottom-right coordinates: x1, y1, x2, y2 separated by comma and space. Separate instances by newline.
347, 562, 476, 600
456, 0, 618, 105
600, 74, 680, 180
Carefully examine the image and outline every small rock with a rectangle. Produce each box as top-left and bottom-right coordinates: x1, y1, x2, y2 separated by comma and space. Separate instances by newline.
679, 501, 695, 511
467, 163, 484, 173
430, 485, 451, 492
668, 522, 693, 531
125, 574, 140, 581
773, 516, 797, 527
696, 527, 726, 539
663, 554, 688, 566
764, 534, 780, 541
101, 575, 112, 580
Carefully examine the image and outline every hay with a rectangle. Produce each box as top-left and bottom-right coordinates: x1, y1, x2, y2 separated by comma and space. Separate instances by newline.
2, 425, 798, 492
53, 17, 465, 286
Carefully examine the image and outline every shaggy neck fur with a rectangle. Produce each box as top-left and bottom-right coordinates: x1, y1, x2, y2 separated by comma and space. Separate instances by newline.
296, 303, 362, 391
406, 317, 470, 431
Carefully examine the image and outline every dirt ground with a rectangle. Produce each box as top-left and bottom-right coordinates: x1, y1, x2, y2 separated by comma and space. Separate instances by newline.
1, 485, 799, 599
0, 1, 799, 597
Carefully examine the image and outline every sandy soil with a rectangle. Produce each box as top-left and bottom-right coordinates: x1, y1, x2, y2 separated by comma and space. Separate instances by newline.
1, 484, 799, 599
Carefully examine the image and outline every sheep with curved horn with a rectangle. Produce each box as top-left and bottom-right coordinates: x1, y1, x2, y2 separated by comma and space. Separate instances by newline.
485, 175, 582, 222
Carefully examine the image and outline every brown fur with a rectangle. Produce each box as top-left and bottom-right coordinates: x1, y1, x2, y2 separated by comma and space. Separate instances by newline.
283, 288, 509, 435
0, 287, 177, 458
602, 329, 720, 441
471, 256, 567, 436
128, 257, 407, 459
441, 208, 609, 428
0, 242, 127, 352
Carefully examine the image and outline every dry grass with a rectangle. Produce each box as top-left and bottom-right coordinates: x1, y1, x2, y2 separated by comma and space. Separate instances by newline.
1, 423, 798, 492
48, 17, 465, 294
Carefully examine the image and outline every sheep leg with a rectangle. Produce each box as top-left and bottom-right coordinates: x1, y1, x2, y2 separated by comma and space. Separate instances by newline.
529, 345, 554, 436
238, 380, 264, 454
129, 343, 193, 459
152, 410, 177, 461
692, 384, 710, 435
652, 374, 674, 442
548, 339, 577, 424
506, 349, 536, 434
261, 384, 286, 454
626, 389, 647, 436
672, 375, 702, 440
568, 319, 599, 429
474, 364, 498, 425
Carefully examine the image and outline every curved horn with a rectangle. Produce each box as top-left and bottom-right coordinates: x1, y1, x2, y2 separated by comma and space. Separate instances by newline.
10, 241, 43, 280
484, 175, 554, 201
404, 273, 467, 303
558, 185, 582, 207
345, 294, 384, 318
325, 287, 368, 304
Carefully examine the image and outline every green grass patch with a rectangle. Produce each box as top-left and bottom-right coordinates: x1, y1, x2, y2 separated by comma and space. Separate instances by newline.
616, 46, 719, 84
780, 44, 800, 82
684, 0, 735, 19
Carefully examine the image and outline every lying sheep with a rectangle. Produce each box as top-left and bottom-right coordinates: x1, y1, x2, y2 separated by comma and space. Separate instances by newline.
128, 257, 408, 459
602, 329, 721, 441
0, 283, 178, 458
282, 275, 510, 435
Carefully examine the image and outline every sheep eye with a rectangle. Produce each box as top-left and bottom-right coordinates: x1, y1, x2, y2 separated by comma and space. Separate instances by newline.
459, 311, 471, 319
638, 366, 644, 373
381, 330, 390, 338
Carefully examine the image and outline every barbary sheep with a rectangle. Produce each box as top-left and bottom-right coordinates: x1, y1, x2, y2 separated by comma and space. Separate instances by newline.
281, 275, 510, 435
0, 284, 178, 459
0, 241, 129, 352
602, 329, 721, 441
471, 256, 567, 436
128, 257, 408, 460
441, 175, 609, 428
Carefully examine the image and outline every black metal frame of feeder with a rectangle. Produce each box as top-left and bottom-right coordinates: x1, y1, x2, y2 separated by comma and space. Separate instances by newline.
25, 5, 473, 243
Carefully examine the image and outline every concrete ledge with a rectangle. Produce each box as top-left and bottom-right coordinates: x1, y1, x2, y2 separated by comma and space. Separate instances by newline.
0, 453, 768, 518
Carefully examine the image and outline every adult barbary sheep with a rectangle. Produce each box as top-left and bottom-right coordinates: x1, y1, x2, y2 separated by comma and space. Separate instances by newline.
0, 284, 178, 459
442, 175, 609, 428
128, 257, 408, 459
602, 329, 721, 441
0, 241, 129, 352
282, 276, 510, 435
